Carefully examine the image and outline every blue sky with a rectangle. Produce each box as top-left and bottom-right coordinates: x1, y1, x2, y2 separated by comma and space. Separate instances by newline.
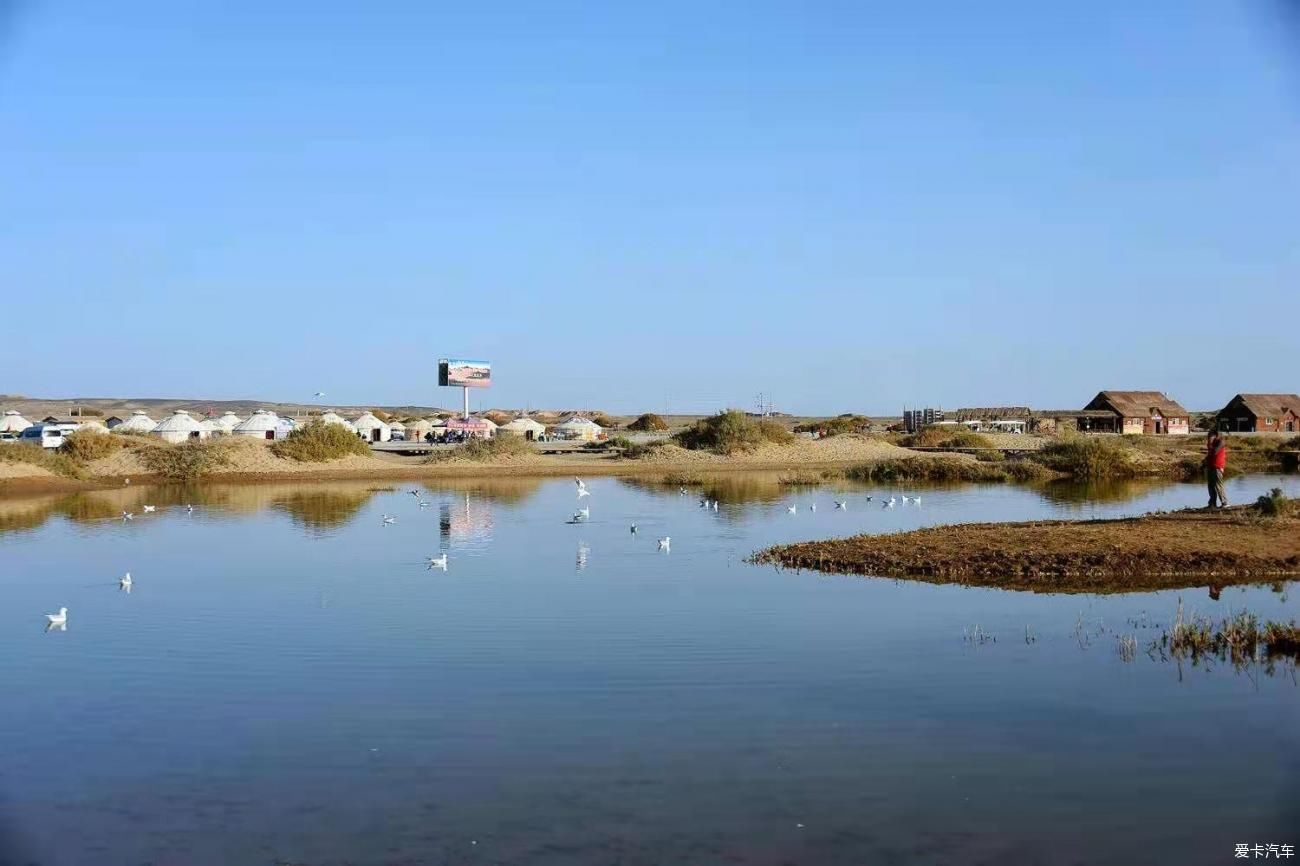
2, 1, 1298, 414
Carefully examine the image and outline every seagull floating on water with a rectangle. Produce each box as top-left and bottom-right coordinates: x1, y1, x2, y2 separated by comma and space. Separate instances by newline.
808, 503, 817, 513
142, 505, 156, 513
119, 573, 132, 591
901, 495, 912, 505
679, 487, 688, 496
382, 515, 397, 525
576, 506, 590, 519
630, 524, 638, 534
45, 607, 67, 626
121, 511, 134, 521
658, 537, 671, 551
409, 489, 420, 497
787, 505, 797, 514
912, 496, 922, 506
712, 500, 719, 511
575, 478, 590, 498
835, 501, 847, 510
186, 504, 194, 514
426, 554, 448, 570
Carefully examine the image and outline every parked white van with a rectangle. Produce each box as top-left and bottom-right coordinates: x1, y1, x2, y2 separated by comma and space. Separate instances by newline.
17, 422, 81, 449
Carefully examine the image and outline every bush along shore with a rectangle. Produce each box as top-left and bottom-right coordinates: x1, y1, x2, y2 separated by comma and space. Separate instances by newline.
753, 492, 1300, 594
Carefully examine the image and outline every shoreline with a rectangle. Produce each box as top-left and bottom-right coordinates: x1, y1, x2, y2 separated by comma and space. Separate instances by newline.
754, 506, 1300, 593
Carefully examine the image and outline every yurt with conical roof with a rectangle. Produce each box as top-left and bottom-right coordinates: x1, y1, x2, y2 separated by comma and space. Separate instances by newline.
317, 411, 351, 428
233, 409, 281, 440
406, 418, 435, 442
152, 410, 209, 444
114, 410, 158, 434
211, 411, 243, 434
0, 410, 32, 437
352, 412, 391, 443
555, 416, 604, 442
500, 416, 547, 441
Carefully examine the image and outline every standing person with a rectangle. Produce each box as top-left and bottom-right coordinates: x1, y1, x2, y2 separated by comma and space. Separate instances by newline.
1204, 429, 1228, 509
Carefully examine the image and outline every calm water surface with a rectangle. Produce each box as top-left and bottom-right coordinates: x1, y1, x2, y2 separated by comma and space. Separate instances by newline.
2, 473, 1298, 866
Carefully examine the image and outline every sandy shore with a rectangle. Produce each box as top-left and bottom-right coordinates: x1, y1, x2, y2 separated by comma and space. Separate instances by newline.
755, 506, 1300, 593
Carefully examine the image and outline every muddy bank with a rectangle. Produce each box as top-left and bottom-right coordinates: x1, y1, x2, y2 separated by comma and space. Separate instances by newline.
754, 507, 1300, 593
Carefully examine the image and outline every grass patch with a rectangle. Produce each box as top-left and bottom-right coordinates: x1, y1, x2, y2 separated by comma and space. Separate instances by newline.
778, 470, 828, 486
426, 435, 535, 463
1163, 600, 1300, 666
842, 456, 1053, 483
58, 430, 130, 462
0, 442, 84, 478
270, 421, 373, 462
1034, 436, 1140, 479
627, 413, 669, 432
899, 427, 992, 449
136, 440, 231, 481
675, 410, 794, 455
794, 415, 873, 436
590, 413, 618, 430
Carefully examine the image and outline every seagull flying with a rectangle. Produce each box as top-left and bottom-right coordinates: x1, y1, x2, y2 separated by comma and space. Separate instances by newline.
575, 478, 590, 498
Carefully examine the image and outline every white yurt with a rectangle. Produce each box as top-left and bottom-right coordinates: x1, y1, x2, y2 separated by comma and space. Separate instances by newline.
275, 416, 298, 438
500, 416, 547, 441
555, 416, 604, 442
387, 418, 408, 440
114, 410, 158, 434
199, 418, 221, 435
406, 418, 435, 442
233, 409, 281, 440
75, 418, 109, 434
352, 412, 391, 443
317, 411, 351, 428
152, 410, 209, 444
0, 410, 32, 435
211, 411, 244, 433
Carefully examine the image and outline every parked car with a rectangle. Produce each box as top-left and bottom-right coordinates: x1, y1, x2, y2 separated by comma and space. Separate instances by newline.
17, 422, 81, 449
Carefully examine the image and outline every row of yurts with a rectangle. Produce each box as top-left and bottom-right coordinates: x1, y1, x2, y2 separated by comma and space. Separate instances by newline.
0, 409, 606, 444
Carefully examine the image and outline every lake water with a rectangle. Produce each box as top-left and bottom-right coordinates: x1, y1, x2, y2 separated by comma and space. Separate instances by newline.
2, 473, 1298, 866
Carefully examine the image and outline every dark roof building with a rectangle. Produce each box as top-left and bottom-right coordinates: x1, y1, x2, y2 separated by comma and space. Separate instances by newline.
1215, 394, 1300, 434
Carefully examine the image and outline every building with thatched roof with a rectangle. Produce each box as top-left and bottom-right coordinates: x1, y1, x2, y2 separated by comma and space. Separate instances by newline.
1215, 394, 1300, 433
1079, 391, 1190, 435
152, 410, 209, 443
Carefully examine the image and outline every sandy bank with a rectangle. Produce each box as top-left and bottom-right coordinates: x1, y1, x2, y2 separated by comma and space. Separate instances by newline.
755, 507, 1300, 593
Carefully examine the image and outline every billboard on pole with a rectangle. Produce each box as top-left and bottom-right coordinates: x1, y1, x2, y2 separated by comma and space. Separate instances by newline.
439, 359, 492, 388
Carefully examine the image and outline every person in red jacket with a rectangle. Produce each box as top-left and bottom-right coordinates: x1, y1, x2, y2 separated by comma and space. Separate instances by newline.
1204, 430, 1228, 508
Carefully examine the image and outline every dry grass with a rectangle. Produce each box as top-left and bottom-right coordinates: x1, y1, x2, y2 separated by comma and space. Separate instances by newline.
842, 456, 1054, 484
426, 434, 536, 463
270, 421, 373, 462
135, 439, 232, 481
1254, 487, 1295, 518
1034, 436, 1140, 479
794, 415, 873, 437
58, 431, 130, 462
0, 442, 83, 478
627, 413, 669, 432
898, 427, 992, 449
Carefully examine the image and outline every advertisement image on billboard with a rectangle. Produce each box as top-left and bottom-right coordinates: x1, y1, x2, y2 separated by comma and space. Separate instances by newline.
439, 359, 492, 388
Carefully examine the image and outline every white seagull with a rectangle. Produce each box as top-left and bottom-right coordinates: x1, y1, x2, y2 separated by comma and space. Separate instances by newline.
119, 572, 132, 591
382, 515, 397, 525
142, 505, 156, 513
912, 496, 922, 506
835, 501, 847, 510
427, 554, 448, 570
121, 511, 134, 521
808, 503, 817, 513
901, 495, 912, 505
787, 505, 797, 514
865, 496, 873, 502
45, 607, 67, 626
883, 499, 895, 509
576, 506, 590, 520
630, 524, 638, 534
314, 391, 326, 398
575, 478, 590, 498
658, 537, 671, 551
186, 504, 194, 514
712, 500, 719, 511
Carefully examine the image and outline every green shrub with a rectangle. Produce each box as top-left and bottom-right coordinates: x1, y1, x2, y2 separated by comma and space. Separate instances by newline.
674, 410, 794, 455
843, 456, 1052, 484
136, 440, 231, 481
627, 413, 669, 432
270, 421, 373, 462
794, 415, 872, 436
59, 430, 130, 462
0, 442, 83, 478
1255, 488, 1294, 518
1035, 436, 1138, 479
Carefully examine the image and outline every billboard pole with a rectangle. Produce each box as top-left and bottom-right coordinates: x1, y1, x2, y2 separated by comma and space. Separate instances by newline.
463, 386, 469, 420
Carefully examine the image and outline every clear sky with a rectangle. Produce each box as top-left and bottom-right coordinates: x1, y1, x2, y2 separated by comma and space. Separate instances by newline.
3, 1, 1298, 414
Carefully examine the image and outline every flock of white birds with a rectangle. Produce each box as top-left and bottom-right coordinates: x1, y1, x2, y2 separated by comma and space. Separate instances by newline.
42, 475, 925, 630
